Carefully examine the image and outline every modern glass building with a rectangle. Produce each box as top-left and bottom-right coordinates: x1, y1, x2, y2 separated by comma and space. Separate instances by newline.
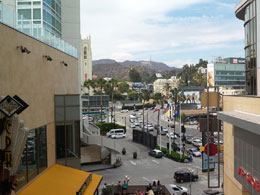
235, 0, 259, 95
16, 0, 61, 38
207, 58, 246, 89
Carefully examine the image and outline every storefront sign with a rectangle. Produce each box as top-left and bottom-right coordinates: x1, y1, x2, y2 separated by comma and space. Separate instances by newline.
237, 167, 260, 192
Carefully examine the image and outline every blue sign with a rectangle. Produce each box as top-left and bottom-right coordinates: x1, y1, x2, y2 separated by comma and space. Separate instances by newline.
202, 152, 215, 171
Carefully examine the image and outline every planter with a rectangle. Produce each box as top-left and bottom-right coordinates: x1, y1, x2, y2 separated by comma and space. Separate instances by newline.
133, 152, 137, 159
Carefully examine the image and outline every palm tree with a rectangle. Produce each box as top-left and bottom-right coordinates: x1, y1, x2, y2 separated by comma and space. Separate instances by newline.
108, 79, 118, 124
139, 89, 150, 131
164, 83, 171, 98
170, 88, 180, 136
84, 79, 93, 113
96, 78, 107, 122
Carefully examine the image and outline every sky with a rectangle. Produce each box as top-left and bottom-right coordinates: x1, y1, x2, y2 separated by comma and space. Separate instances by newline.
80, 0, 244, 68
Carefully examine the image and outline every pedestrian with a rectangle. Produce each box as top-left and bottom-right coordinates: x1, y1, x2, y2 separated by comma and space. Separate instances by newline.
117, 181, 123, 195
189, 154, 193, 163
122, 180, 129, 195
146, 183, 152, 192
103, 182, 107, 190
152, 181, 157, 195
157, 180, 162, 195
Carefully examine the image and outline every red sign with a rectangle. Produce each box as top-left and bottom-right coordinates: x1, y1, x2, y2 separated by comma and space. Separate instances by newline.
204, 143, 218, 156
237, 167, 260, 192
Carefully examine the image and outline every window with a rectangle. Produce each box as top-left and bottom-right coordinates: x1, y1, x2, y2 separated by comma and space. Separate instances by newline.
15, 126, 47, 191
18, 9, 31, 20
33, 9, 41, 19
84, 47, 87, 59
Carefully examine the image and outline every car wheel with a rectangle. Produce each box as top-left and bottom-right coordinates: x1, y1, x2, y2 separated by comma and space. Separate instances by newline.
193, 177, 198, 182
182, 193, 188, 195
180, 179, 184, 183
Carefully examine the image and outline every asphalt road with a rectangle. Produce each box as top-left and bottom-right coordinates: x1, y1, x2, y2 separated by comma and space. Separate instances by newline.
98, 109, 223, 194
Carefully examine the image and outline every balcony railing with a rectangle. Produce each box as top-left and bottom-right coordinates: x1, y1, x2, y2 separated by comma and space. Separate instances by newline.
0, 4, 77, 58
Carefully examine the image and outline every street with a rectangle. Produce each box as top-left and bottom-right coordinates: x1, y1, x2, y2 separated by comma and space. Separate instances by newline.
96, 109, 223, 194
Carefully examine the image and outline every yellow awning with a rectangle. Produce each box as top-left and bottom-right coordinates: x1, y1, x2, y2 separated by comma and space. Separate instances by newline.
19, 164, 103, 195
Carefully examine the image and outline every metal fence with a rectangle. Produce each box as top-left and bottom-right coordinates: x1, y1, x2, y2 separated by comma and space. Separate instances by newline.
132, 129, 157, 148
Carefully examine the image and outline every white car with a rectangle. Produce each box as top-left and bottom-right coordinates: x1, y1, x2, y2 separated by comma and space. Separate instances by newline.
120, 109, 128, 113
166, 133, 178, 139
111, 133, 126, 139
165, 184, 188, 195
192, 139, 202, 147
129, 123, 136, 128
187, 148, 201, 157
145, 124, 154, 131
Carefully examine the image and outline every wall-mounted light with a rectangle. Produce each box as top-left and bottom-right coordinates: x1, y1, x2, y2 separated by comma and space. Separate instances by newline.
43, 55, 52, 61
17, 46, 31, 54
61, 61, 68, 67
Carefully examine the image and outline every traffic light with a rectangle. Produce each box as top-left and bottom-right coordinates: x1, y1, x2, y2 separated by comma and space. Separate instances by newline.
181, 125, 186, 133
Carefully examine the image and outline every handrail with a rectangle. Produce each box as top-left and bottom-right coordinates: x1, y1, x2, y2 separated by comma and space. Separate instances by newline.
76, 174, 92, 195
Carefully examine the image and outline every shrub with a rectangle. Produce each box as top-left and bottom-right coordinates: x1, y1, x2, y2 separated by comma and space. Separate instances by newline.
96, 123, 126, 134
155, 146, 189, 162
102, 186, 113, 195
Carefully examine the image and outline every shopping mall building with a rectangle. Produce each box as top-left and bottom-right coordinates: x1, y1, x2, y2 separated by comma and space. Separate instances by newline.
217, 1, 260, 195
0, 4, 102, 195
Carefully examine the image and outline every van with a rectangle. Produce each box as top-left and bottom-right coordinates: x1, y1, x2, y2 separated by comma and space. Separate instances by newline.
106, 129, 125, 137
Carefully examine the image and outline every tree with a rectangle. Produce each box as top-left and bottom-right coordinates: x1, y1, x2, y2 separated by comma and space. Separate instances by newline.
84, 79, 94, 113
118, 82, 129, 93
127, 90, 138, 101
170, 88, 180, 135
129, 69, 142, 82
96, 78, 107, 121
108, 79, 118, 124
196, 59, 208, 68
139, 89, 150, 131
164, 83, 171, 97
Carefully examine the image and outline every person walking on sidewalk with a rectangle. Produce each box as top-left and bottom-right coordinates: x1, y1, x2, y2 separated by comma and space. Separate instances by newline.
117, 181, 122, 195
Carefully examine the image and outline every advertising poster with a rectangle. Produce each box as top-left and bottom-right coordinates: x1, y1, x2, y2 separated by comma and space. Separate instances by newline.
207, 63, 214, 87
183, 91, 200, 104
202, 152, 215, 172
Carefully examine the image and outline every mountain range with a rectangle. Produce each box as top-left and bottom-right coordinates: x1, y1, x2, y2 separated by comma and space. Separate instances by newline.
92, 59, 179, 80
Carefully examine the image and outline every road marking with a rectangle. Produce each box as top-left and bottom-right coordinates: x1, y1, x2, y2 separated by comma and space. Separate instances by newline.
130, 160, 136, 165
152, 160, 159, 164
142, 177, 150, 182
192, 165, 202, 170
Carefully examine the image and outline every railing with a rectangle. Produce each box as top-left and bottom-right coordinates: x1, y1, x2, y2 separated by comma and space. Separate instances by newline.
0, 4, 77, 58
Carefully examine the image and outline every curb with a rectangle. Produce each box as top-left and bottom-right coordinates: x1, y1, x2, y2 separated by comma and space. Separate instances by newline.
83, 162, 122, 172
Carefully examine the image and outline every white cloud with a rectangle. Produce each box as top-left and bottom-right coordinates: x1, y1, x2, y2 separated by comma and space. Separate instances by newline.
80, 0, 244, 63
165, 59, 197, 68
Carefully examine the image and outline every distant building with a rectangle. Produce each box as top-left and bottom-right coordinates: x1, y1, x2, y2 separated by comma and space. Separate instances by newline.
153, 76, 179, 95
235, 0, 259, 95
81, 36, 93, 94
132, 82, 145, 92
219, 87, 245, 96
207, 57, 246, 89
197, 67, 207, 74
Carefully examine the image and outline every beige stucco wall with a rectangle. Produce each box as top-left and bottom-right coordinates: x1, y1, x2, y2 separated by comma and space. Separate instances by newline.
0, 23, 79, 167
223, 96, 260, 195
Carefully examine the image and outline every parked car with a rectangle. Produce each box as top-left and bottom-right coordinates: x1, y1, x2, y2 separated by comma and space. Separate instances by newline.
193, 140, 202, 148
148, 149, 163, 158
111, 133, 126, 139
120, 109, 128, 113
144, 107, 148, 110
187, 148, 201, 157
160, 127, 168, 135
214, 140, 223, 145
165, 184, 188, 195
150, 107, 154, 110
174, 169, 199, 183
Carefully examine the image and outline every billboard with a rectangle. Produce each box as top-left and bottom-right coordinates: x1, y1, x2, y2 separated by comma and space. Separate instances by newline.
207, 63, 214, 87
182, 91, 200, 104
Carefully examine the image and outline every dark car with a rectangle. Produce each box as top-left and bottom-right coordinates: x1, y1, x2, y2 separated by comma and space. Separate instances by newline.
174, 169, 199, 183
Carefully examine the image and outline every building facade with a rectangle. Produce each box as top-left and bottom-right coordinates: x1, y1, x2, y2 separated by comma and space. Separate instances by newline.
81, 36, 93, 94
235, 0, 259, 95
218, 96, 260, 195
207, 57, 246, 89
153, 76, 179, 95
